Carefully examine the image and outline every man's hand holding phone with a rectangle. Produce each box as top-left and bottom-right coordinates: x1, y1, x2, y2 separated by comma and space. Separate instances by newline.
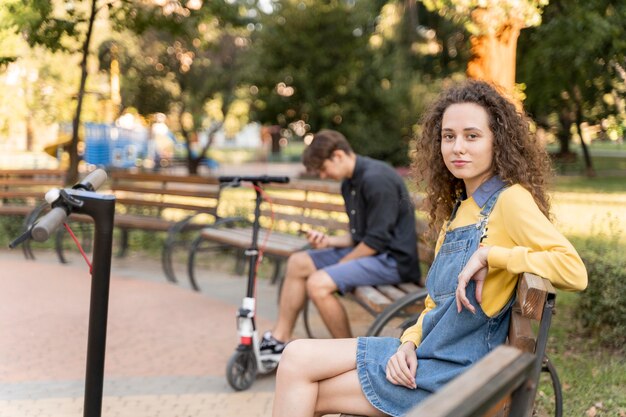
306, 230, 330, 249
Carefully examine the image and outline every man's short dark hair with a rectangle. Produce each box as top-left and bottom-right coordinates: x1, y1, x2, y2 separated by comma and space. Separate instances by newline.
302, 130, 353, 172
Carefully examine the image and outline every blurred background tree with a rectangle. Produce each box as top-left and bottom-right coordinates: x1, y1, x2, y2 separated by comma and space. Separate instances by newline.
518, 0, 626, 176
422, 0, 549, 95
105, 0, 249, 173
1, 0, 624, 176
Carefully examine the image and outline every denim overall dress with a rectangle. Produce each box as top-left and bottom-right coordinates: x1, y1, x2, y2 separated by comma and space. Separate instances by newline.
356, 179, 514, 417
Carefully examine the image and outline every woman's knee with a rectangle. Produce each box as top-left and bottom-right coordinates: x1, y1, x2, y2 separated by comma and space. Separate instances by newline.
277, 339, 313, 378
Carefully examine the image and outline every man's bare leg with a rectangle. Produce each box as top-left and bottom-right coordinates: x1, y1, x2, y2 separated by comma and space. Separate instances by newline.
272, 251, 317, 342
307, 270, 352, 338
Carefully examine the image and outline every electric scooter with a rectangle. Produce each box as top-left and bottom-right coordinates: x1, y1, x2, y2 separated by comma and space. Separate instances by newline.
218, 175, 289, 391
9, 169, 113, 417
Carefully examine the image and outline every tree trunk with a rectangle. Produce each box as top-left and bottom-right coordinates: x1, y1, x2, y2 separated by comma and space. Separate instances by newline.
557, 110, 572, 155
571, 88, 596, 177
25, 112, 34, 152
68, 0, 98, 185
466, 11, 522, 96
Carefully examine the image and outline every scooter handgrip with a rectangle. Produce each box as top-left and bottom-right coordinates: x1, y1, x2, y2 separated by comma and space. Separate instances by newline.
79, 169, 108, 191
31, 207, 68, 242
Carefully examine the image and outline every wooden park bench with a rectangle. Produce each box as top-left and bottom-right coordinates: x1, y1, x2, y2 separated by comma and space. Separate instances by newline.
24, 170, 222, 283
186, 178, 435, 337
186, 179, 348, 291
342, 273, 561, 417
108, 171, 221, 282
0, 169, 67, 259
0, 169, 67, 218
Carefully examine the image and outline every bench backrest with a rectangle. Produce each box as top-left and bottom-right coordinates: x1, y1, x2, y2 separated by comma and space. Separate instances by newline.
406, 273, 556, 417
262, 179, 348, 234
109, 171, 221, 221
265, 179, 434, 267
0, 169, 67, 202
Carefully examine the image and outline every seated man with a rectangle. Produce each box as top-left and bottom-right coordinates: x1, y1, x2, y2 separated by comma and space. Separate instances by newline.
260, 129, 420, 358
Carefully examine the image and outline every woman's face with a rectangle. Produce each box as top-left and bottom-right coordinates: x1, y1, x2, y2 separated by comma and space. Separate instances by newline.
440, 102, 495, 197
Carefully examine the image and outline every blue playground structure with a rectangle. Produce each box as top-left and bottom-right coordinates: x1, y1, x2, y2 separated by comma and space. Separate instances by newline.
84, 123, 149, 168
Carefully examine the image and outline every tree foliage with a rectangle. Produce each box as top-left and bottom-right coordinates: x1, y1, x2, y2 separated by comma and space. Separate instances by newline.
246, 0, 414, 165
518, 0, 626, 173
107, 1, 249, 173
422, 0, 548, 33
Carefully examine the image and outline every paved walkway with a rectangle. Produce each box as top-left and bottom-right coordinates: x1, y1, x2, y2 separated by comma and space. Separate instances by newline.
0, 248, 365, 417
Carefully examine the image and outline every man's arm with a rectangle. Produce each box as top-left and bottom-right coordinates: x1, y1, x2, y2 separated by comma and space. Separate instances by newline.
307, 230, 353, 249
307, 231, 376, 262
339, 241, 377, 263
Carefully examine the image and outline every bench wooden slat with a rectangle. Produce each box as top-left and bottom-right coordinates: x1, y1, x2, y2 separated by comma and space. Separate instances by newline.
262, 210, 348, 230
397, 282, 421, 293
0, 169, 65, 176
374, 285, 424, 315
116, 198, 218, 213
110, 171, 219, 185
0, 205, 36, 216
112, 185, 219, 199
268, 196, 345, 213
271, 180, 341, 194
0, 179, 63, 186
0, 191, 46, 199
200, 227, 308, 257
376, 285, 408, 302
352, 286, 394, 313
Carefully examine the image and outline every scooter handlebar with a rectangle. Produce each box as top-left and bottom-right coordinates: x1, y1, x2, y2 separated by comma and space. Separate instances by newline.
76, 169, 108, 191
31, 207, 68, 242
31, 169, 108, 242
218, 175, 290, 184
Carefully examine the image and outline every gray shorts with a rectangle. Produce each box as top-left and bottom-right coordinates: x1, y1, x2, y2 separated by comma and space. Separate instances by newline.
307, 247, 401, 294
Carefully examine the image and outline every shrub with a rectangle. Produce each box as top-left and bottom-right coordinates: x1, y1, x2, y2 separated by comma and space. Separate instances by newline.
572, 227, 626, 349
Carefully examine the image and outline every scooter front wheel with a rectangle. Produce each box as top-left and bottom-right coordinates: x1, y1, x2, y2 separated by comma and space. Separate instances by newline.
226, 348, 257, 391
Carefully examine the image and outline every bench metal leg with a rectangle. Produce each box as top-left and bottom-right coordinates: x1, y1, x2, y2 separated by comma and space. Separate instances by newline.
186, 234, 230, 292
55, 227, 68, 264
117, 229, 129, 258
234, 250, 246, 276
187, 234, 204, 292
365, 288, 429, 337
542, 355, 563, 417
21, 203, 48, 260
302, 297, 316, 339
270, 258, 284, 285
162, 214, 203, 284
509, 296, 556, 417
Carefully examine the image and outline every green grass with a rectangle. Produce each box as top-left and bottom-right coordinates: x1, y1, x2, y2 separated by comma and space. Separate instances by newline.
553, 155, 626, 176
535, 291, 626, 416
553, 176, 626, 193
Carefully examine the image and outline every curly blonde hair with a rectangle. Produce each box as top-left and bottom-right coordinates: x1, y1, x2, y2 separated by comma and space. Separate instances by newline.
413, 80, 553, 235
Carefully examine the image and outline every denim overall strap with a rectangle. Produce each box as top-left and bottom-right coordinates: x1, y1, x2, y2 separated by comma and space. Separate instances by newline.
475, 178, 507, 244
413, 179, 511, 395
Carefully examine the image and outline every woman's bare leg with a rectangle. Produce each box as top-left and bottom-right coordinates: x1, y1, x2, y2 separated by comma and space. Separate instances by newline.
273, 338, 384, 417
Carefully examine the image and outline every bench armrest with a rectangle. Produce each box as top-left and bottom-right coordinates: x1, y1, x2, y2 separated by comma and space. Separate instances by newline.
405, 346, 534, 417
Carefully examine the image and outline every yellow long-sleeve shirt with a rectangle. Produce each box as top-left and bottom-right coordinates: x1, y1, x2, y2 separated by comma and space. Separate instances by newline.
400, 184, 588, 348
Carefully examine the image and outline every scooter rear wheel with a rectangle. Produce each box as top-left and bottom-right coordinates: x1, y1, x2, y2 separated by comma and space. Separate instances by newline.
226, 349, 257, 391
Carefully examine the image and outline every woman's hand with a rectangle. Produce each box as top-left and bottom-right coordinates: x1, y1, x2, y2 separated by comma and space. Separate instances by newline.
385, 341, 418, 389
306, 230, 330, 249
456, 245, 491, 314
